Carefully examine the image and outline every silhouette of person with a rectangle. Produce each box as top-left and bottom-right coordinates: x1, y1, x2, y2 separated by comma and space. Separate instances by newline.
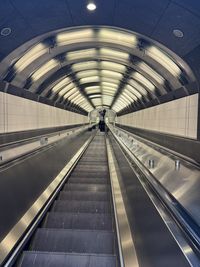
99, 109, 106, 131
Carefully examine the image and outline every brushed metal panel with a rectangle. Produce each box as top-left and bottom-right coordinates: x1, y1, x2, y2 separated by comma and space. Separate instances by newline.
106, 136, 139, 267
0, 134, 92, 264
113, 125, 200, 229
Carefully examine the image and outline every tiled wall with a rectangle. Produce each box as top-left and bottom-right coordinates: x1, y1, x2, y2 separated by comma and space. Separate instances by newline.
117, 94, 199, 139
0, 92, 88, 133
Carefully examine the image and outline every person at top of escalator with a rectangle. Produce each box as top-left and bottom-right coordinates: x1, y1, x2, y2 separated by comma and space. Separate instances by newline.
99, 109, 106, 132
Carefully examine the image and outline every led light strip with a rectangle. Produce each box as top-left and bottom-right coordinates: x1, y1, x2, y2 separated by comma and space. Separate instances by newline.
10, 26, 185, 114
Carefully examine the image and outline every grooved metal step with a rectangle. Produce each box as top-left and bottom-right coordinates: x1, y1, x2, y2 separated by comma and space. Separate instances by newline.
63, 183, 109, 192
79, 157, 108, 163
69, 172, 109, 179
19, 252, 116, 267
58, 191, 110, 201
82, 155, 106, 159
30, 229, 115, 254
71, 169, 108, 175
68, 178, 109, 184
52, 200, 111, 213
74, 165, 108, 171
43, 212, 113, 230
78, 161, 108, 166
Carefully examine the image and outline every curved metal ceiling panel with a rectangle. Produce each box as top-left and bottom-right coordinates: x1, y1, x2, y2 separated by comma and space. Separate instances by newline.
1, 26, 195, 114
0, 0, 199, 116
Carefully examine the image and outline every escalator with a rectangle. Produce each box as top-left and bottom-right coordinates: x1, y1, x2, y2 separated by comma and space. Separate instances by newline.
17, 133, 118, 267
6, 130, 195, 267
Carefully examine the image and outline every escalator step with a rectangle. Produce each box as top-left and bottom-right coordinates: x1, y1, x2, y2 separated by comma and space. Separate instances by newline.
19, 252, 116, 267
82, 155, 106, 159
84, 150, 106, 152
83, 150, 106, 152
71, 169, 108, 174
52, 200, 111, 213
64, 183, 109, 192
84, 151, 106, 154
74, 165, 108, 172
30, 229, 114, 254
79, 157, 107, 163
70, 174, 108, 179
69, 178, 109, 184
58, 191, 110, 201
43, 212, 113, 230
79, 160, 107, 166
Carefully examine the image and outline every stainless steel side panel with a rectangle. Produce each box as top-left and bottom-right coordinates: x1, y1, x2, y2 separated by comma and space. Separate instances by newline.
0, 131, 92, 264
113, 126, 200, 229
108, 132, 193, 267
106, 136, 139, 267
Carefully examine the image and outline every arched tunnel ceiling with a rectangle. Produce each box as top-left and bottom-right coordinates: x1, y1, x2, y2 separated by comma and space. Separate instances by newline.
0, 0, 200, 116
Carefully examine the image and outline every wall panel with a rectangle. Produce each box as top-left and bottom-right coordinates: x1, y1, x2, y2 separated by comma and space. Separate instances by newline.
117, 94, 199, 139
0, 92, 88, 133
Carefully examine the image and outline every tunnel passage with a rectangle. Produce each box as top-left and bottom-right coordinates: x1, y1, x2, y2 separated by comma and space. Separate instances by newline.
0, 1, 200, 266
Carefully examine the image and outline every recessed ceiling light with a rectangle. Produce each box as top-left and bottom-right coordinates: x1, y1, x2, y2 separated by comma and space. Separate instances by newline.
87, 2, 96, 11
0, 27, 11, 36
173, 29, 184, 38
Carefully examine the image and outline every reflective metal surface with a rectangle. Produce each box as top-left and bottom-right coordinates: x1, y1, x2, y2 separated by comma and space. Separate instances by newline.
0, 125, 88, 165
112, 125, 200, 229
10, 132, 117, 267
106, 136, 139, 267
109, 125, 200, 266
0, 134, 93, 265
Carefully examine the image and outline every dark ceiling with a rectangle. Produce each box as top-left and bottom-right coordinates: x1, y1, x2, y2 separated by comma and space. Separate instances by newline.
0, 0, 200, 115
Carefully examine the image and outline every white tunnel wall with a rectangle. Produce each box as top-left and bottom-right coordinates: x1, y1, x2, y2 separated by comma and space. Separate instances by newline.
117, 94, 199, 139
0, 92, 88, 133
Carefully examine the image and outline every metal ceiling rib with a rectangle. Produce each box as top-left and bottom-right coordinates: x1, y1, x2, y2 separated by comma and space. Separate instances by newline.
0, 26, 197, 115
0, 22, 197, 114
